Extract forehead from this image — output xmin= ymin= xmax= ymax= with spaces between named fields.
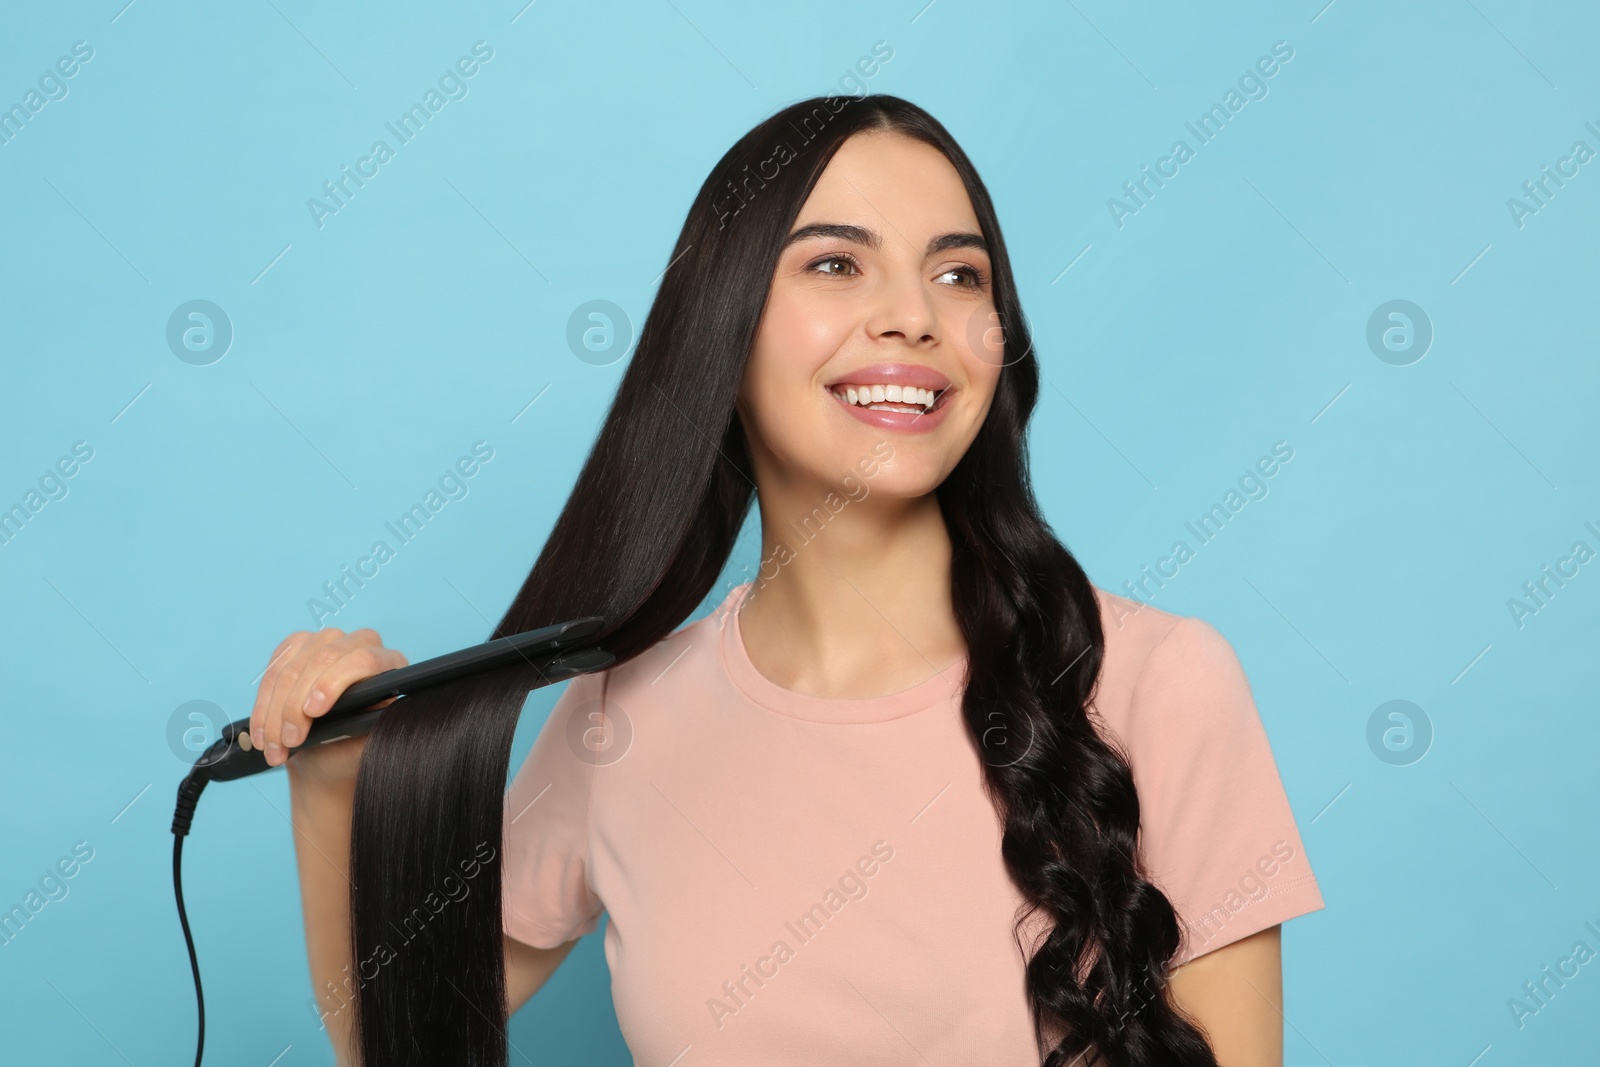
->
xmin=792 ymin=130 xmax=980 ymax=236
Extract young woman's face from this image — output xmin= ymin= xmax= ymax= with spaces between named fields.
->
xmin=736 ymin=129 xmax=1004 ymax=501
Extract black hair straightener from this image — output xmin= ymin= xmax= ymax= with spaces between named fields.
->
xmin=169 ymin=617 xmax=615 ymax=1067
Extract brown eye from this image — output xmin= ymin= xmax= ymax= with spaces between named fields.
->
xmin=938 ymin=265 xmax=988 ymax=289
xmin=808 ymin=254 xmax=860 ymax=277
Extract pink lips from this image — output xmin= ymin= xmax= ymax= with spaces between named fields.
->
xmin=823 ymin=362 xmax=955 ymax=434
xmin=823 ymin=362 xmax=952 ymax=392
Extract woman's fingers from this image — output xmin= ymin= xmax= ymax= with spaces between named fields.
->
xmin=273 ymin=629 xmax=408 ymax=767
xmin=249 ymin=628 xmax=409 ymax=769
xmin=249 ymin=631 xmax=312 ymax=754
xmin=278 ymin=629 xmax=369 ymax=749
xmin=295 ymin=640 xmax=409 ymax=731
xmin=262 ymin=629 xmax=346 ymax=765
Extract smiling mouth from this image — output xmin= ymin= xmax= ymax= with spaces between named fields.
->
xmin=826 ymin=383 xmax=953 ymax=416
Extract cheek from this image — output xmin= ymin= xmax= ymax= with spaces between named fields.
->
xmin=945 ymin=304 xmax=1003 ymax=403
xmin=749 ymin=297 xmax=848 ymax=404
xmin=966 ymin=361 xmax=992 ymax=406
xmin=742 ymin=300 xmax=835 ymax=441
xmin=760 ymin=292 xmax=851 ymax=377
xmin=958 ymin=349 xmax=1002 ymax=418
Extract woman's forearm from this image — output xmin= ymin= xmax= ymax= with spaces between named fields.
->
xmin=287 ymin=773 xmax=360 ymax=1066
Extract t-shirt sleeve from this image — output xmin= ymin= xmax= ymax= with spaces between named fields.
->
xmin=1115 ymin=616 xmax=1325 ymax=967
xmin=501 ymin=669 xmax=607 ymax=949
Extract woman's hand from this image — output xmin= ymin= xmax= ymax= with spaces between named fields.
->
xmin=248 ymin=627 xmax=409 ymax=789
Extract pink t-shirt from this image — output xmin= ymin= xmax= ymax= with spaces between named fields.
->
xmin=502 ymin=581 xmax=1324 ymax=1063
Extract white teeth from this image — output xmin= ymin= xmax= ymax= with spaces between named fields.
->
xmin=830 ymin=384 xmax=943 ymax=411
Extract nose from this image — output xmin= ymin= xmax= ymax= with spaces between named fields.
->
xmin=863 ymin=262 xmax=938 ymax=347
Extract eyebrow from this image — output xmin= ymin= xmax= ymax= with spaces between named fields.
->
xmin=783 ymin=222 xmax=988 ymax=258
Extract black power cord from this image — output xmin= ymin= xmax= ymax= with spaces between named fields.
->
xmin=171 ymin=771 xmax=209 ymax=1067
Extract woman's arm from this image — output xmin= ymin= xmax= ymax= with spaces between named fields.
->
xmin=504 ymin=934 xmax=581 ymax=1014
xmin=287 ymin=772 xmax=362 ymax=1066
xmin=1165 ymin=924 xmax=1285 ymax=1067
xmin=264 ymin=628 xmax=583 ymax=1060
xmin=289 ymin=772 xmax=582 ymax=1064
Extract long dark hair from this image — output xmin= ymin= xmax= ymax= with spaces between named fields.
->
xmin=347 ymin=92 xmax=1220 ymax=1066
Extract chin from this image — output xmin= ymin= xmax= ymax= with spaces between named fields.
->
xmin=852 ymin=466 xmax=947 ymax=502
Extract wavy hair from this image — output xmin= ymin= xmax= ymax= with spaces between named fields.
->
xmin=347 ymin=92 xmax=1220 ymax=1066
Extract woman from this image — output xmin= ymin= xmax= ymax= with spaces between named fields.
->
xmin=254 ymin=93 xmax=1324 ymax=1066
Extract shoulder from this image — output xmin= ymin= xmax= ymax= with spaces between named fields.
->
xmin=1090 ymin=586 xmax=1242 ymax=697
xmin=1087 ymin=585 xmax=1258 ymax=748
xmin=1087 ymin=589 xmax=1323 ymax=962
xmin=575 ymin=606 xmax=719 ymax=704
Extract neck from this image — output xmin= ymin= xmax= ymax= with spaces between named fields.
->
xmin=736 ymin=479 xmax=964 ymax=700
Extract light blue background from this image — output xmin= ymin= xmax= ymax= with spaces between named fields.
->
xmin=2 ymin=1 xmax=1596 ymax=1063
